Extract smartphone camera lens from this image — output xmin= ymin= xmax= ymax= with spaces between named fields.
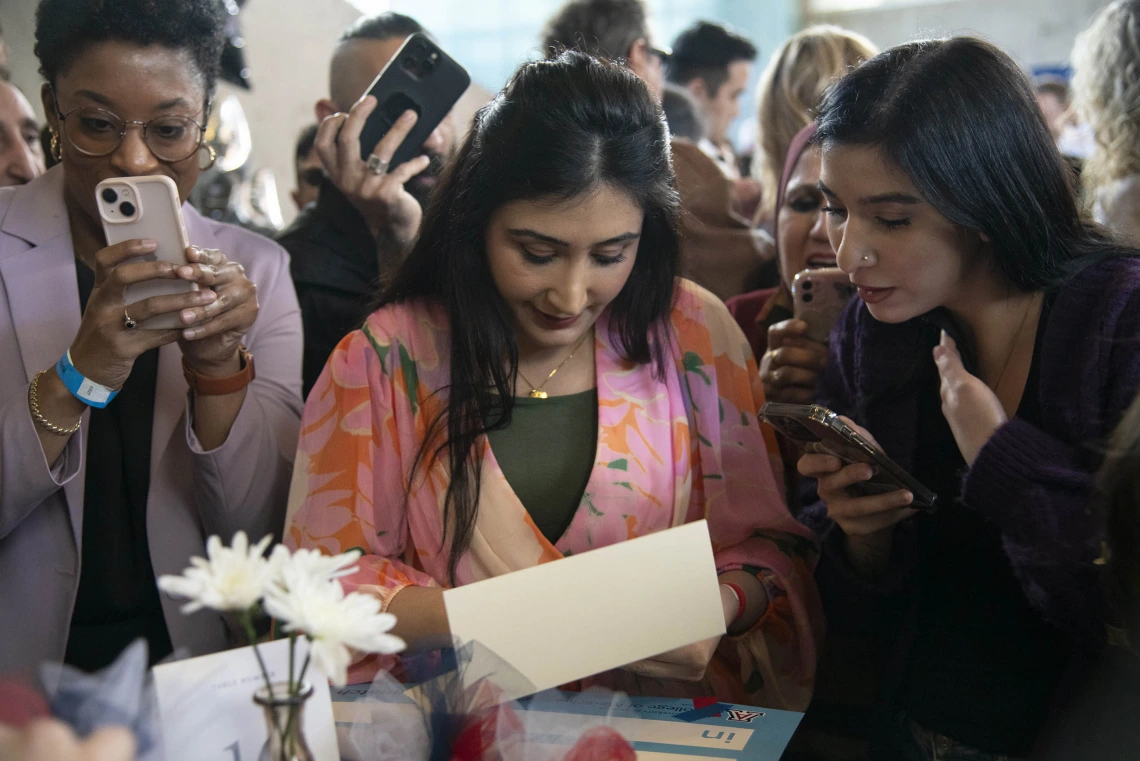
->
xmin=119 ymin=201 xmax=136 ymax=217
xmin=802 ymin=293 xmax=814 ymax=303
xmin=802 ymin=280 xmax=813 ymax=290
xmin=101 ymin=188 xmax=118 ymax=204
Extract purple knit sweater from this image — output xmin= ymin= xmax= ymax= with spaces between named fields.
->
xmin=799 ymin=256 xmax=1140 ymax=647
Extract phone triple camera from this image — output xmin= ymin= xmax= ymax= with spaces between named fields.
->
xmin=399 ymin=40 xmax=440 ymax=80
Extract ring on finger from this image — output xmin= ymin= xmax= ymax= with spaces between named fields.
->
xmin=366 ymin=153 xmax=389 ymax=176
xmin=124 ymin=308 xmax=137 ymax=330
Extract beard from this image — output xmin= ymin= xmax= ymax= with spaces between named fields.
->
xmin=404 ymin=150 xmax=447 ymax=207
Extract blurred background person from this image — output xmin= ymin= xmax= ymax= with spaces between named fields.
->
xmin=0 ymin=20 xmax=9 ymax=81
xmin=0 ymin=79 xmax=44 ymax=187
xmin=278 ymin=12 xmax=460 ymax=397
xmin=1032 ymin=387 xmax=1140 ymax=761
xmin=291 ymin=123 xmax=321 ymax=212
xmin=753 ymin=25 xmax=877 ymax=229
xmin=543 ymin=0 xmax=773 ymax=301
xmin=660 ymin=82 xmax=705 ymax=142
xmin=1071 ymin=0 xmax=1140 ymax=247
xmin=541 ymin=0 xmax=667 ymax=100
xmin=665 ymin=20 xmax=761 ymax=217
xmin=1034 ymin=74 xmax=1072 ymax=143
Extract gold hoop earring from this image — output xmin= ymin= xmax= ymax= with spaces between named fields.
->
xmin=198 ymin=143 xmax=217 ymax=171
xmin=49 ymin=130 xmax=62 ymax=163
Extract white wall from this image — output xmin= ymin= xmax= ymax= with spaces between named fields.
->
xmin=808 ymin=0 xmax=1111 ymax=67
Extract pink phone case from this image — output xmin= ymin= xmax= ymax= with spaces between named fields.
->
xmin=96 ymin=175 xmax=195 ymax=330
xmin=790 ymin=268 xmax=856 ymax=344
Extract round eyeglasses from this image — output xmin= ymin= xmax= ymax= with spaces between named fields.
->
xmin=55 ymin=105 xmax=208 ymax=163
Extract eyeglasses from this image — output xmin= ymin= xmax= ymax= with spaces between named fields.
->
xmin=53 ymin=98 xmax=208 ymax=163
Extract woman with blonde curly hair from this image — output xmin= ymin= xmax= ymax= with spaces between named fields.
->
xmin=753 ymin=25 xmax=876 ymax=224
xmin=1072 ymin=0 xmax=1140 ymax=245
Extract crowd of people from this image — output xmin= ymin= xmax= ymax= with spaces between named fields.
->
xmin=1 ymin=0 xmax=1140 ymax=759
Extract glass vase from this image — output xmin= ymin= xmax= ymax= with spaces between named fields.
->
xmin=254 ymin=681 xmax=315 ymax=761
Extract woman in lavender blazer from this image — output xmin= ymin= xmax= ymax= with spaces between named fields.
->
xmin=0 ymin=0 xmax=301 ymax=677
xmin=797 ymin=38 xmax=1140 ymax=760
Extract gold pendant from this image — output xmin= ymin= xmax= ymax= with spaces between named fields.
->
xmin=529 ymin=389 xmax=549 ymax=399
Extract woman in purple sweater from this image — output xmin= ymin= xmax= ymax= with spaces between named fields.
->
xmin=798 ymin=38 xmax=1140 ymax=760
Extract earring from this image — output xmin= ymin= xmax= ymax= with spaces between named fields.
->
xmin=49 ymin=130 xmax=62 ymax=163
xmin=198 ymin=143 xmax=217 ymax=171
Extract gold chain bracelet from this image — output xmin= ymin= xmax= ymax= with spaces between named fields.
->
xmin=29 ymin=370 xmax=82 ymax=436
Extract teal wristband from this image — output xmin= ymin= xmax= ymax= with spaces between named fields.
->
xmin=55 ymin=351 xmax=118 ymax=409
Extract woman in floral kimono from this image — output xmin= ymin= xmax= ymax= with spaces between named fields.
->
xmin=285 ymin=52 xmax=821 ymax=709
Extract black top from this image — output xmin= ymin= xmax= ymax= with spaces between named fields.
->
xmin=278 ymin=181 xmax=391 ymax=397
xmin=897 ymin=298 xmax=1072 ymax=756
xmin=64 ymin=260 xmax=172 ymax=672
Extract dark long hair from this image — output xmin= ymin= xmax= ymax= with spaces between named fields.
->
xmin=816 ymin=37 xmax=1131 ymax=292
xmin=381 ymin=51 xmax=681 ymax=580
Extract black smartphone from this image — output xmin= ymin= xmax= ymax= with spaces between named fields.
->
xmin=357 ymin=33 xmax=471 ymax=167
xmin=759 ymin=402 xmax=938 ymax=510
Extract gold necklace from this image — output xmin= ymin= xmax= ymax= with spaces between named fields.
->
xmin=517 ymin=329 xmax=593 ymax=399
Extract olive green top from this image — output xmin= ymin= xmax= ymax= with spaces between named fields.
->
xmin=486 ymin=389 xmax=599 ymax=544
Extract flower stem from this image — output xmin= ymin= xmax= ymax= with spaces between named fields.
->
xmin=296 ymin=647 xmax=312 ymax=687
xmin=288 ymin=632 xmax=296 ymax=695
xmin=242 ymin=607 xmax=276 ymax=704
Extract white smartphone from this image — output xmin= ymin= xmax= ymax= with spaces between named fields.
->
xmin=791 ymin=267 xmax=857 ymax=344
xmin=96 ymin=175 xmax=195 ymax=330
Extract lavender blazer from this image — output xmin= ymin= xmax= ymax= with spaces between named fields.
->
xmin=0 ymin=168 xmax=303 ymax=676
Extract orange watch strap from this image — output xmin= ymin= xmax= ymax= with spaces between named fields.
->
xmin=182 ymin=346 xmax=255 ymax=396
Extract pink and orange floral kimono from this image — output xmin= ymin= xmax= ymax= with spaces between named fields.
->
xmin=285 ymin=280 xmax=822 ymax=709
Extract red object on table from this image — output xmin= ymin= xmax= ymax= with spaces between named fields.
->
xmin=449 ymin=702 xmax=637 ymax=761
xmin=561 ymin=726 xmax=637 ymax=761
xmin=450 ymin=703 xmax=526 ymax=761
xmin=0 ymin=678 xmax=50 ymax=727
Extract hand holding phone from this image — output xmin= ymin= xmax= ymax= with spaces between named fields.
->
xmin=97 ymin=175 xmax=196 ymax=330
xmin=315 ymin=98 xmax=428 ymax=244
xmin=761 ymin=318 xmax=829 ymax=405
xmin=313 ymin=33 xmax=469 ymax=243
xmin=790 ymin=267 xmax=856 ymax=344
xmin=759 ymin=402 xmax=936 ymax=528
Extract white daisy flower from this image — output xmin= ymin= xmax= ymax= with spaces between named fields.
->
xmin=264 ymin=569 xmax=404 ymax=686
xmin=158 ymin=532 xmax=275 ymax=613
xmin=271 ymin=546 xmax=362 ymax=585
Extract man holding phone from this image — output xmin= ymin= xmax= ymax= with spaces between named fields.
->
xmin=278 ymin=12 xmax=460 ymax=396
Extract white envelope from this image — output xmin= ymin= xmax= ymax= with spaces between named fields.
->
xmin=153 ymin=638 xmax=339 ymax=761
xmin=443 ymin=520 xmax=726 ymax=700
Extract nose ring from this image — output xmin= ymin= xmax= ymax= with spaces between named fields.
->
xmin=861 ymin=255 xmax=871 ymax=262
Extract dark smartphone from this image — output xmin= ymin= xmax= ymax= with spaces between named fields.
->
xmin=759 ymin=402 xmax=938 ymax=510
xmin=357 ymin=33 xmax=471 ymax=167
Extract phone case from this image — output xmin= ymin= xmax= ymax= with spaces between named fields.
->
xmin=357 ymin=33 xmax=471 ymax=167
xmin=791 ymin=268 xmax=856 ymax=344
xmin=759 ymin=402 xmax=938 ymax=510
xmin=97 ymin=175 xmax=195 ymax=330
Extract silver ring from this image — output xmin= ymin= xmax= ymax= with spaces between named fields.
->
xmin=124 ymin=308 xmax=137 ymax=330
xmin=366 ymin=153 xmax=389 ymax=176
